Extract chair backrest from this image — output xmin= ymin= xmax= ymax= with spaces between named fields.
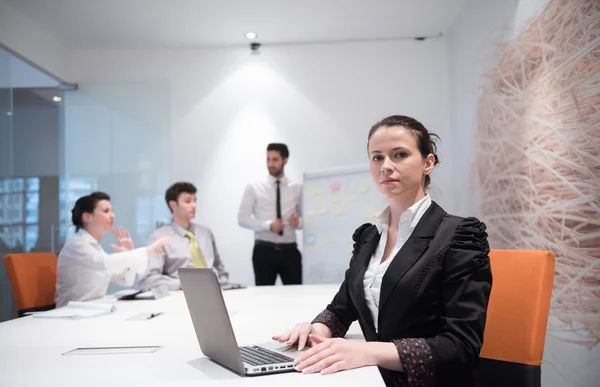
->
xmin=477 ymin=249 xmax=555 ymax=387
xmin=3 ymin=253 xmax=58 ymax=316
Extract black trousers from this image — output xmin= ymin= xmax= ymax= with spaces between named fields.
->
xmin=252 ymin=241 xmax=302 ymax=286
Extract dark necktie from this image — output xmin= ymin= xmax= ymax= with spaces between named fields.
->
xmin=276 ymin=180 xmax=283 ymax=236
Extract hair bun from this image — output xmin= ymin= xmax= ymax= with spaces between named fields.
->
xmin=71 ymin=205 xmax=83 ymax=227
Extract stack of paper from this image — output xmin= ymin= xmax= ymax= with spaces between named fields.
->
xmin=31 ymin=301 xmax=116 ymax=319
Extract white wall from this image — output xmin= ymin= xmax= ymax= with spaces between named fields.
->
xmin=67 ymin=38 xmax=453 ymax=285
xmin=448 ymin=0 xmax=520 ymax=216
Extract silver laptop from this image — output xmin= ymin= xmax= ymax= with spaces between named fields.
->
xmin=179 ymin=268 xmax=301 ymax=376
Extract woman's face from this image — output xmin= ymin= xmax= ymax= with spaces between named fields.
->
xmin=368 ymin=126 xmax=434 ymax=200
xmin=83 ymin=199 xmax=115 ymax=233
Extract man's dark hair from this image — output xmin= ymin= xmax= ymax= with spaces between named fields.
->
xmin=165 ymin=182 xmax=197 ymax=212
xmin=267 ymin=143 xmax=289 ymax=159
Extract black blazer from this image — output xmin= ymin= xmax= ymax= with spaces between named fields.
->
xmin=313 ymin=201 xmax=492 ymax=387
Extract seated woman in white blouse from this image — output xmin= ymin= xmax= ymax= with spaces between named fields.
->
xmin=55 ymin=192 xmax=170 ymax=307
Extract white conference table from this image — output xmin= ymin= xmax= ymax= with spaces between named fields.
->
xmin=0 ymin=285 xmax=385 ymax=387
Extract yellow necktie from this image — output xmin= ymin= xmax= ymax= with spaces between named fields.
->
xmin=185 ymin=231 xmax=207 ymax=268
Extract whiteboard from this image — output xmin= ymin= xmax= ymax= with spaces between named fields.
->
xmin=302 ymin=165 xmax=386 ymax=284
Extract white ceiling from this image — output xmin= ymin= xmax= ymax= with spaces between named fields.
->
xmin=6 ymin=0 xmax=468 ymax=49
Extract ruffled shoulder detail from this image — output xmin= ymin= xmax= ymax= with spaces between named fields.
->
xmin=450 ymin=217 xmax=490 ymax=270
xmin=450 ymin=217 xmax=489 ymax=251
xmin=351 ymin=223 xmax=374 ymax=254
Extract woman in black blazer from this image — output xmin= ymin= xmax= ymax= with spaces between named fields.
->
xmin=274 ymin=115 xmax=493 ymax=387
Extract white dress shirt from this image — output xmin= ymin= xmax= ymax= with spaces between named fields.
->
xmin=55 ymin=230 xmax=148 ymax=307
xmin=363 ymin=195 xmax=432 ymax=332
xmin=238 ymin=175 xmax=302 ymax=244
xmin=138 ymin=222 xmax=229 ymax=290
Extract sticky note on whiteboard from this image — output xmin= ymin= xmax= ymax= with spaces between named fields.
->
xmin=333 ymin=204 xmax=343 ymax=215
xmin=358 ymin=180 xmax=370 ymax=192
xmin=325 ymin=233 xmax=337 ymax=244
xmin=363 ymin=203 xmax=375 ymax=219
xmin=346 ymin=190 xmax=357 ymax=202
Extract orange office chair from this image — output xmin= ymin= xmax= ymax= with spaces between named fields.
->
xmin=477 ymin=249 xmax=555 ymax=387
xmin=3 ymin=253 xmax=57 ymax=317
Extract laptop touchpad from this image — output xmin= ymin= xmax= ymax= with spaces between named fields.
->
xmin=256 ymin=341 xmax=307 ymax=359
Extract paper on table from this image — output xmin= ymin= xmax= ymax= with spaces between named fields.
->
xmin=67 ymin=301 xmax=116 ymax=311
xmin=220 ymin=283 xmax=247 ymax=291
xmin=32 ymin=301 xmax=116 ymax=319
xmin=63 ymin=346 xmax=161 ymax=355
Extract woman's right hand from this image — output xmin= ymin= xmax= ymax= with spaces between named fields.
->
xmin=272 ymin=322 xmax=330 ymax=350
xmin=146 ymin=236 xmax=172 ymax=256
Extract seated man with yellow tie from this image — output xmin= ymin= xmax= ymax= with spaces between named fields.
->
xmin=138 ymin=182 xmax=229 ymax=290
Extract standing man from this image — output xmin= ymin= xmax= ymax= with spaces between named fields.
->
xmin=238 ymin=143 xmax=303 ymax=286
xmin=138 ymin=182 xmax=229 ymax=290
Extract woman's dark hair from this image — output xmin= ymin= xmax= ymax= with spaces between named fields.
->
xmin=71 ymin=192 xmax=111 ymax=232
xmin=368 ymin=115 xmax=440 ymax=190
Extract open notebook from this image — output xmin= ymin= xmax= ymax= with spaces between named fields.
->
xmin=31 ymin=302 xmax=116 ymax=319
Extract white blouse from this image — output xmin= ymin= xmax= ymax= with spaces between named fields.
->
xmin=363 ymin=195 xmax=432 ymax=332
xmin=55 ymin=230 xmax=148 ymax=307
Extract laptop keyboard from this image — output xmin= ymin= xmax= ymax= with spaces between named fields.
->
xmin=239 ymin=345 xmax=295 ymax=366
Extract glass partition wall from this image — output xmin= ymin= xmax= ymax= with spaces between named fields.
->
xmin=0 ymin=47 xmax=171 ymax=322
xmin=0 ymin=46 xmax=64 ymax=321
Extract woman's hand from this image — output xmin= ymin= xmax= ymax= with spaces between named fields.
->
xmin=294 ymin=335 xmax=375 ymax=375
xmin=146 ymin=236 xmax=172 ymax=256
xmin=272 ymin=322 xmax=331 ymax=350
xmin=110 ymin=226 xmax=134 ymax=251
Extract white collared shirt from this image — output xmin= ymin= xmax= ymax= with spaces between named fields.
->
xmin=237 ymin=175 xmax=302 ymax=244
xmin=55 ymin=229 xmax=148 ymax=307
xmin=363 ymin=195 xmax=432 ymax=332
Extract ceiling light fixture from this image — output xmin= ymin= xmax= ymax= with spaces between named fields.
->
xmin=53 ymin=96 xmax=62 ymax=102
xmin=245 ymin=32 xmax=257 ymax=40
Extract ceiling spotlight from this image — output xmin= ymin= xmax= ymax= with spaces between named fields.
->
xmin=53 ymin=96 xmax=62 ymax=102
xmin=245 ymin=32 xmax=257 ymax=40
